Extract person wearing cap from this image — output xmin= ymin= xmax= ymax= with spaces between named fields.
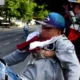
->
xmin=2 ymin=12 xmax=80 ymax=80
xmin=63 ymin=0 xmax=80 ymax=61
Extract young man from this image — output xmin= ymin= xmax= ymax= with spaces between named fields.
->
xmin=23 ymin=23 xmax=29 ymax=38
xmin=2 ymin=12 xmax=80 ymax=80
xmin=63 ymin=0 xmax=80 ymax=61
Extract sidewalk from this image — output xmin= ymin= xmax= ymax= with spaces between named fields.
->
xmin=0 ymin=27 xmax=22 ymax=31
xmin=0 ymin=24 xmax=40 ymax=32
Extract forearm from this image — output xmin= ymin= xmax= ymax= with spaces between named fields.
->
xmin=36 ymin=49 xmax=56 ymax=58
xmin=2 ymin=49 xmax=29 ymax=66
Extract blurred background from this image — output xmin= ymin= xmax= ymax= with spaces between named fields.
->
xmin=0 ymin=0 xmax=67 ymax=28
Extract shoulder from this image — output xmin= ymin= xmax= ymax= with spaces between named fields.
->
xmin=56 ymin=35 xmax=74 ymax=49
xmin=26 ymin=31 xmax=39 ymax=41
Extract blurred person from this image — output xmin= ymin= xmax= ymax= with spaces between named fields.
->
xmin=63 ymin=0 xmax=80 ymax=61
xmin=23 ymin=23 xmax=29 ymax=38
xmin=2 ymin=12 xmax=80 ymax=80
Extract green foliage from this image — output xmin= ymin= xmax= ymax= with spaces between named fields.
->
xmin=0 ymin=0 xmax=49 ymax=21
xmin=4 ymin=0 xmax=37 ymax=21
xmin=5 ymin=0 xmax=20 ymax=17
xmin=37 ymin=9 xmax=49 ymax=20
xmin=34 ymin=5 xmax=49 ymax=20
xmin=25 ymin=1 xmax=37 ymax=20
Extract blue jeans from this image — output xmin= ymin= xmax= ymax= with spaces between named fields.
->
xmin=24 ymin=29 xmax=28 ymax=37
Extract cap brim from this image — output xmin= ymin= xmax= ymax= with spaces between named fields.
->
xmin=35 ymin=20 xmax=48 ymax=25
xmin=35 ymin=20 xmax=54 ymax=27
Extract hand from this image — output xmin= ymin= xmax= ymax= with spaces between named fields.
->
xmin=36 ymin=49 xmax=56 ymax=58
xmin=43 ymin=50 xmax=56 ymax=58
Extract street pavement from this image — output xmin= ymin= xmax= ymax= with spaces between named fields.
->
xmin=0 ymin=24 xmax=40 ymax=31
xmin=0 ymin=25 xmax=40 ymax=74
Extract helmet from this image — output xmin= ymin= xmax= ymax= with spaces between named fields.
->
xmin=36 ymin=12 xmax=65 ymax=29
xmin=68 ymin=0 xmax=80 ymax=3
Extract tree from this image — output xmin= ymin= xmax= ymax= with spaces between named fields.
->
xmin=34 ymin=5 xmax=49 ymax=20
xmin=4 ymin=0 xmax=20 ymax=21
xmin=1 ymin=0 xmax=50 ymax=22
xmin=4 ymin=0 xmax=37 ymax=21
xmin=17 ymin=0 xmax=37 ymax=21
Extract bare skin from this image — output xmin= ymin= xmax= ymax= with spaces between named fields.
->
xmin=70 ymin=3 xmax=80 ymax=14
xmin=36 ymin=49 xmax=56 ymax=58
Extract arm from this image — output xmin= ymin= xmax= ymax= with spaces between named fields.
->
xmin=36 ymin=49 xmax=56 ymax=58
xmin=2 ymin=31 xmax=39 ymax=66
xmin=2 ymin=50 xmax=29 ymax=66
xmin=56 ymin=41 xmax=80 ymax=80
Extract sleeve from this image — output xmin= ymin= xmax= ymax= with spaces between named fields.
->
xmin=2 ymin=50 xmax=29 ymax=66
xmin=2 ymin=31 xmax=39 ymax=66
xmin=56 ymin=43 xmax=80 ymax=80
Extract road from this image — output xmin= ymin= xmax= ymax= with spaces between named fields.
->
xmin=0 ymin=25 xmax=38 ymax=74
xmin=0 ymin=29 xmax=25 ymax=57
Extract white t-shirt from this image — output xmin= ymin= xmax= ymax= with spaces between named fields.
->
xmin=24 ymin=24 xmax=29 ymax=30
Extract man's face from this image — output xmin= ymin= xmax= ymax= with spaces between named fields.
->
xmin=73 ymin=4 xmax=80 ymax=14
xmin=40 ymin=25 xmax=59 ymax=39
